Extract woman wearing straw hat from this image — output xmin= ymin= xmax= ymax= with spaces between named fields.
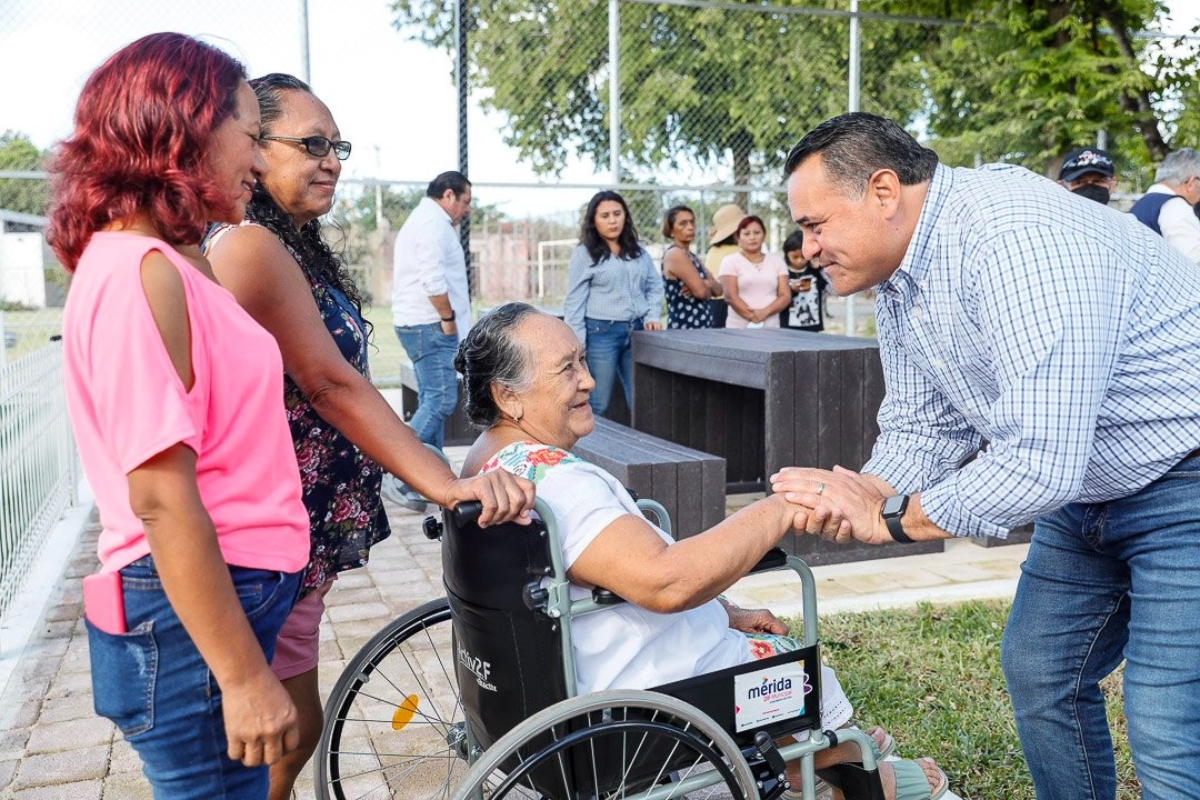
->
xmin=703 ymin=203 xmax=746 ymax=328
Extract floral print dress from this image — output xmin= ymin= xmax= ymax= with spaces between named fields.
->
xmin=285 ymin=277 xmax=390 ymax=594
xmin=207 ymin=222 xmax=390 ymax=597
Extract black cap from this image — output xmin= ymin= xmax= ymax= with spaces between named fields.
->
xmin=1059 ymin=147 xmax=1115 ymax=181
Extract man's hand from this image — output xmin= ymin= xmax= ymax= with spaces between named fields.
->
xmin=644 ymin=320 xmax=664 ymax=331
xmin=439 ymin=319 xmax=458 ymax=337
xmin=446 ymin=471 xmax=535 ymax=527
xmin=770 ymin=465 xmax=893 ymax=545
xmin=221 ymin=668 xmax=300 ymax=767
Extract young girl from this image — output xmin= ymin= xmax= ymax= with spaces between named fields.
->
xmin=779 ymin=230 xmax=829 ymax=332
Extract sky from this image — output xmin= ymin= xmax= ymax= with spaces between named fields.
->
xmin=0 ymin=0 xmax=610 ymax=216
xmin=3 ymin=0 xmax=1200 ymax=216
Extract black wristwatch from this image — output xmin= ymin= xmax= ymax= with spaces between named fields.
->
xmin=440 ymin=311 xmax=456 ymax=322
xmin=881 ymin=494 xmax=914 ymax=543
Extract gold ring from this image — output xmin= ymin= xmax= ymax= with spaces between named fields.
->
xmin=817 ymin=482 xmax=825 ymax=496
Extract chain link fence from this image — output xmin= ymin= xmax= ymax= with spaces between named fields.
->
xmin=2 ymin=0 xmax=1198 ymax=385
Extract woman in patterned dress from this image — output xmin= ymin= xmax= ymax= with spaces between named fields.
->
xmin=661 ymin=205 xmax=721 ymax=329
xmin=205 ymin=74 xmax=533 ymax=800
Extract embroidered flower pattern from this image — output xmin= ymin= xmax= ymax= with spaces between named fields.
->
xmin=483 ymin=441 xmax=583 ymax=484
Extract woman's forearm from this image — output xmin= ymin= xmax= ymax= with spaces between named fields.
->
xmin=304 ymin=367 xmax=458 ymax=503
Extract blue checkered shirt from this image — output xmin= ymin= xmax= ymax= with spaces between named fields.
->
xmin=863 ymin=163 xmax=1200 ymax=538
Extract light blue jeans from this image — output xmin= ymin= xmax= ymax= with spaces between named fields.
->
xmin=1001 ymin=453 xmax=1200 ymax=800
xmin=395 ymin=322 xmax=459 ymax=449
xmin=87 ymin=556 xmax=301 ymax=799
xmin=584 ymin=317 xmax=641 ymax=418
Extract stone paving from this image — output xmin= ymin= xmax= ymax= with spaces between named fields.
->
xmin=0 ymin=448 xmax=1027 ymax=799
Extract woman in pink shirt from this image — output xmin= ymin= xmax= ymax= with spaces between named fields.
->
xmin=50 ymin=33 xmax=309 ymax=799
xmin=719 ymin=215 xmax=791 ymax=329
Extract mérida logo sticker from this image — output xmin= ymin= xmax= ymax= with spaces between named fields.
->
xmin=733 ymin=660 xmax=812 ymax=732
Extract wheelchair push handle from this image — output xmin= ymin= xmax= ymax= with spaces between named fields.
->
xmin=451 ymin=501 xmax=485 ymax=527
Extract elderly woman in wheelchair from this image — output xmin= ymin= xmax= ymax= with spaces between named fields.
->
xmin=448 ymin=302 xmax=949 ymax=800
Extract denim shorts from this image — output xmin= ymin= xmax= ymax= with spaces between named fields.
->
xmin=87 ymin=556 xmax=301 ymax=798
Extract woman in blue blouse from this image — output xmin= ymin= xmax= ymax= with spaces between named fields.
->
xmin=564 ymin=190 xmax=664 ymax=417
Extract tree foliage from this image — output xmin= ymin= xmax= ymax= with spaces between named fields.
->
xmin=0 ymin=131 xmax=47 ymax=217
xmin=900 ymin=0 xmax=1199 ymax=178
xmin=390 ymin=0 xmax=1200 ymax=184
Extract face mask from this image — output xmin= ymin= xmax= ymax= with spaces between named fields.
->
xmin=1072 ymin=183 xmax=1111 ymax=206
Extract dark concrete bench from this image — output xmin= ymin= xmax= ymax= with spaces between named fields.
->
xmin=398 ymin=362 xmax=476 ymax=447
xmin=573 ymin=417 xmax=725 ymax=540
xmin=630 ymin=329 xmax=947 ymax=565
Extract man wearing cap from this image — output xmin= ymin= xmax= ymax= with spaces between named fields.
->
xmin=1057 ymin=146 xmax=1116 ymax=205
xmin=1129 ymin=148 xmax=1200 ymax=262
xmin=774 ymin=112 xmax=1200 ymax=800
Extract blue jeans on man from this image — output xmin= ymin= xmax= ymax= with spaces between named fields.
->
xmin=584 ymin=317 xmax=642 ymax=418
xmin=1001 ymin=453 xmax=1200 ymax=800
xmin=395 ymin=322 xmax=459 ymax=450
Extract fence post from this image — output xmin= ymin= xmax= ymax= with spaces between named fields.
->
xmin=609 ymin=0 xmax=621 ymax=182
xmin=456 ymin=0 xmax=472 ymax=292
xmin=845 ymin=0 xmax=861 ymax=336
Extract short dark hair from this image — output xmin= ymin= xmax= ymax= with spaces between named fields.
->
xmin=455 ymin=302 xmax=542 ymax=428
xmin=783 ymin=113 xmax=938 ymax=197
xmin=782 ymin=230 xmax=805 ymax=255
xmin=427 ymin=170 xmax=471 ymax=200
xmin=661 ymin=205 xmax=694 ymax=238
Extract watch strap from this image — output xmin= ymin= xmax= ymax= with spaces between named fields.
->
xmin=885 ymin=514 xmax=914 ymax=544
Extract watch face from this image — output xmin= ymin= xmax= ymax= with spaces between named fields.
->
xmin=882 ymin=494 xmax=908 ymax=517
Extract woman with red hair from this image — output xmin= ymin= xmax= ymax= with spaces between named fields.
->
xmin=51 ymin=33 xmax=310 ymax=798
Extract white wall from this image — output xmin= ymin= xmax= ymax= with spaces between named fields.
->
xmin=0 ymin=232 xmax=46 ymax=309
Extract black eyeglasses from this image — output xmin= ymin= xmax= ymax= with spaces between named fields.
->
xmin=260 ymin=135 xmax=352 ymax=161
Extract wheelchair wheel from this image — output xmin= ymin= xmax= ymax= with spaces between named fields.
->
xmin=316 ymin=597 xmax=466 ymax=800
xmin=451 ymin=689 xmax=758 ymax=800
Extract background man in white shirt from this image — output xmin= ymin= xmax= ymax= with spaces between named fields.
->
xmin=387 ymin=171 xmax=472 ymax=510
xmin=1129 ymin=148 xmax=1200 ymax=262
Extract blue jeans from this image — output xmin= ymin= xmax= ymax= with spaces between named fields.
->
xmin=584 ymin=317 xmax=641 ymax=418
xmin=395 ymin=323 xmax=459 ymax=449
xmin=87 ymin=557 xmax=301 ymax=799
xmin=1001 ymin=454 xmax=1200 ymax=800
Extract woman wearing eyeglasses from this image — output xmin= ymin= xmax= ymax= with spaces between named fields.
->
xmin=205 ymin=73 xmax=534 ymax=800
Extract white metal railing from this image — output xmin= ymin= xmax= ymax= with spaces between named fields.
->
xmin=0 ymin=340 xmax=77 ymax=618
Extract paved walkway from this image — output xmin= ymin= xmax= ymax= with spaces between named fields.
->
xmin=0 ymin=449 xmax=1027 ymax=799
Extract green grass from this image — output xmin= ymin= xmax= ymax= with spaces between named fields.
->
xmin=805 ymin=600 xmax=1138 ymax=800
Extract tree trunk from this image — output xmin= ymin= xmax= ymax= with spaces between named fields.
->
xmin=730 ymin=130 xmax=753 ymax=211
xmin=1100 ymin=6 xmax=1169 ymax=160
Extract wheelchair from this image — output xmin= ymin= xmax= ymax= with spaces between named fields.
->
xmin=316 ymin=495 xmax=886 ymax=800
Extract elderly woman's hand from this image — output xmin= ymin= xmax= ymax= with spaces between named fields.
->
xmin=724 ymin=602 xmax=789 ymax=635
xmin=445 ymin=472 xmax=535 ymax=527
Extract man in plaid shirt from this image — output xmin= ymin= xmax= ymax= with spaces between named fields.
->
xmin=774 ymin=112 xmax=1200 ymax=800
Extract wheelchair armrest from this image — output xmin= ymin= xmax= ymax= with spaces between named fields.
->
xmin=592 ymin=587 xmax=626 ymax=605
xmin=749 ymin=547 xmax=789 ymax=574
